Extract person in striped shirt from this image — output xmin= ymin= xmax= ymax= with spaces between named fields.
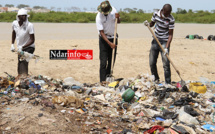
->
xmin=148 ymin=4 xmax=175 ymax=84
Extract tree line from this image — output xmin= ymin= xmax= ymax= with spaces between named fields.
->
xmin=0 ymin=7 xmax=215 ymax=23
xmin=0 ymin=4 xmax=47 ymax=9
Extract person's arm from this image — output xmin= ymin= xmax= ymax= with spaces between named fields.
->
xmin=10 ymin=30 xmax=16 ymax=51
xmin=166 ymin=29 xmax=173 ymax=48
xmin=23 ymin=34 xmax=35 ymax=49
xmin=115 ymin=13 xmax=120 ymax=23
xmin=100 ymin=30 xmax=116 ymax=49
xmin=12 ymin=30 xmax=16 ymax=44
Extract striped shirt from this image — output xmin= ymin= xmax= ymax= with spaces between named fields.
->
xmin=151 ymin=10 xmax=175 ymax=41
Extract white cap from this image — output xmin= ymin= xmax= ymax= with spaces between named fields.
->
xmin=17 ymin=8 xmax=29 ymax=17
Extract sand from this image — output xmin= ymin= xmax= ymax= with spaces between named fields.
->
xmin=0 ymin=23 xmax=215 ymax=83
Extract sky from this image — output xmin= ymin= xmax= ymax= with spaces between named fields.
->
xmin=1 ymin=0 xmax=215 ymax=12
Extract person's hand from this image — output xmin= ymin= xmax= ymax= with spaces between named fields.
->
xmin=109 ymin=43 xmax=117 ymax=49
xmin=115 ymin=13 xmax=120 ymax=19
xmin=164 ymin=48 xmax=168 ymax=55
xmin=10 ymin=44 xmax=15 ymax=52
xmin=143 ymin=20 xmax=149 ymax=26
xmin=18 ymin=46 xmax=23 ymax=52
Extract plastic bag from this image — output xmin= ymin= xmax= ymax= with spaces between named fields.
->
xmin=178 ymin=106 xmax=199 ymax=125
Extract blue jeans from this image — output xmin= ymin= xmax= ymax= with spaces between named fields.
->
xmin=149 ymin=39 xmax=171 ymax=84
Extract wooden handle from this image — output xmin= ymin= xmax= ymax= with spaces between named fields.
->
xmin=111 ymin=18 xmax=118 ymax=75
xmin=14 ymin=50 xmax=40 ymax=58
xmin=146 ymin=24 xmax=182 ymax=78
xmin=113 ymin=18 xmax=118 ymax=45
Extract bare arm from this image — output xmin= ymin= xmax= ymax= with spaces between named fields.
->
xmin=166 ymin=29 xmax=173 ymax=48
xmin=23 ymin=34 xmax=35 ymax=49
xmin=12 ymin=30 xmax=16 ymax=44
xmin=100 ymin=30 xmax=116 ymax=49
xmin=115 ymin=13 xmax=120 ymax=23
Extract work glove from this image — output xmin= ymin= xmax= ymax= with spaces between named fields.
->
xmin=10 ymin=44 xmax=15 ymax=52
xmin=143 ymin=20 xmax=149 ymax=26
xmin=164 ymin=48 xmax=168 ymax=56
xmin=18 ymin=46 xmax=23 ymax=52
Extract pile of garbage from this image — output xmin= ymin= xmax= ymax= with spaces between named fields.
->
xmin=208 ymin=35 xmax=215 ymax=41
xmin=185 ymin=34 xmax=204 ymax=40
xmin=1 ymin=72 xmax=215 ymax=133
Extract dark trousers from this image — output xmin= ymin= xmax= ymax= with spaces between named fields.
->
xmin=149 ymin=39 xmax=171 ymax=84
xmin=18 ymin=47 xmax=35 ymax=75
xmin=99 ymin=36 xmax=117 ymax=82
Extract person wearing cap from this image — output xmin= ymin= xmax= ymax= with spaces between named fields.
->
xmin=11 ymin=8 xmax=35 ymax=78
xmin=144 ymin=4 xmax=175 ymax=84
xmin=96 ymin=0 xmax=120 ymax=82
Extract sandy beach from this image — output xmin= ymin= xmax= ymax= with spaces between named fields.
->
xmin=0 ymin=23 xmax=214 ymax=83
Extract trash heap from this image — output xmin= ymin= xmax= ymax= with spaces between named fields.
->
xmin=1 ymin=73 xmax=215 ymax=133
xmin=185 ymin=34 xmax=204 ymax=40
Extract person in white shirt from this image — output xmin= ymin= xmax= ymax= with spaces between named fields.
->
xmin=11 ymin=8 xmax=35 ymax=78
xmin=96 ymin=0 xmax=120 ymax=82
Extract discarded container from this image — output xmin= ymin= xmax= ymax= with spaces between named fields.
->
xmin=189 ymin=82 xmax=207 ymax=93
xmin=122 ymin=88 xmax=135 ymax=102
xmin=189 ymin=35 xmax=194 ymax=39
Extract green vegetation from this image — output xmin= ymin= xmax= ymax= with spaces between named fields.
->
xmin=0 ymin=11 xmax=215 ymax=23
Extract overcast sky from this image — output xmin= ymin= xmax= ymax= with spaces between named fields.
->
xmin=1 ymin=0 xmax=215 ymax=12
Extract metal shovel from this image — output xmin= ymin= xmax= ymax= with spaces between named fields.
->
xmin=106 ymin=18 xmax=118 ymax=83
xmin=144 ymin=20 xmax=186 ymax=87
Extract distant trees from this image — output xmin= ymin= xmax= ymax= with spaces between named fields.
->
xmin=0 ymin=4 xmax=2 ymax=7
xmin=176 ymin=8 xmax=187 ymax=14
xmin=137 ymin=9 xmax=144 ymax=13
xmin=123 ymin=8 xmax=132 ymax=13
xmin=123 ymin=8 xmax=144 ymax=13
xmin=50 ymin=7 xmax=56 ymax=11
xmin=83 ymin=7 xmax=87 ymax=12
xmin=71 ymin=7 xmax=81 ymax=12
xmin=57 ymin=8 xmax=61 ymax=12
xmin=188 ymin=9 xmax=193 ymax=13
xmin=33 ymin=6 xmax=47 ymax=9
xmin=17 ymin=4 xmax=29 ymax=9
xmin=5 ymin=4 xmax=14 ymax=7
xmin=0 ymin=10 xmax=215 ymax=23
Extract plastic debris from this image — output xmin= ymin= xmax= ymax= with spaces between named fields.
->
xmin=0 ymin=73 xmax=215 ymax=133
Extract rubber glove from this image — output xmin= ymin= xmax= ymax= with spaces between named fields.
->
xmin=143 ymin=20 xmax=149 ymax=26
xmin=11 ymin=44 xmax=15 ymax=52
xmin=164 ymin=48 xmax=168 ymax=55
